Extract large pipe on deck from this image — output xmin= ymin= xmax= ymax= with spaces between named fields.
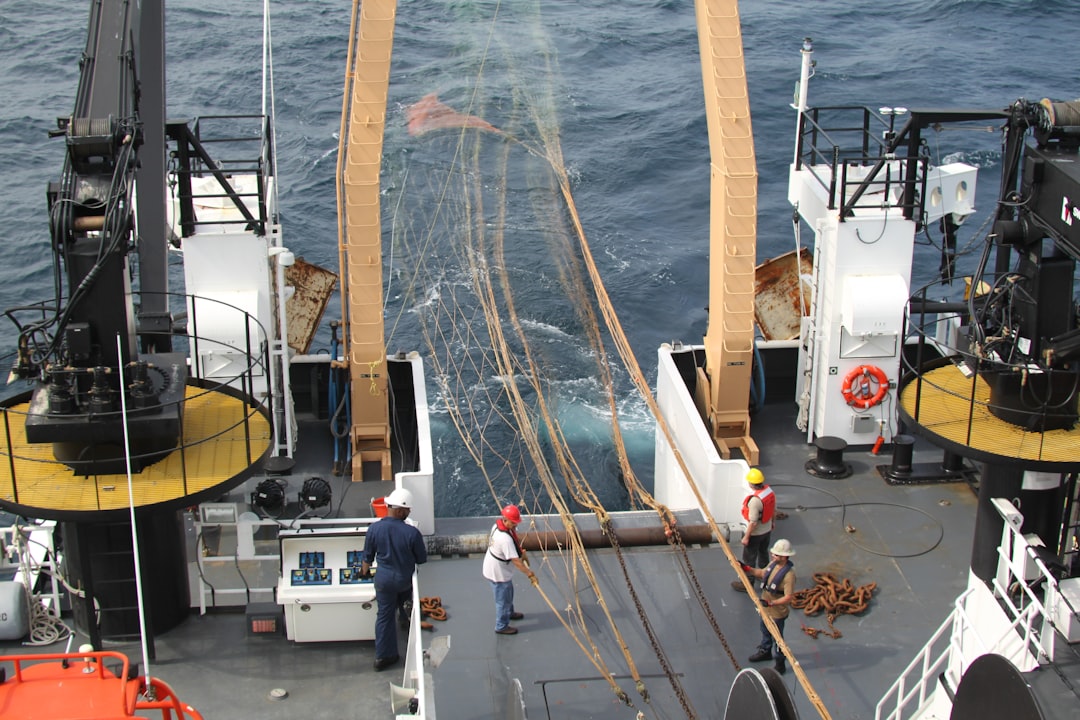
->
xmin=428 ymin=510 xmax=719 ymax=556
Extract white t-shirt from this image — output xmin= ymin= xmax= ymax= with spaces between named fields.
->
xmin=482 ymin=524 xmax=519 ymax=583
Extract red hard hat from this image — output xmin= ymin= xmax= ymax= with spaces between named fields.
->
xmin=501 ymin=505 xmax=522 ymax=523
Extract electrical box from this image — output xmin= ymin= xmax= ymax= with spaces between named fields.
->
xmin=841 ymin=274 xmax=907 ymax=337
xmin=246 ymin=602 xmax=283 ymax=636
xmin=1012 ymin=534 xmax=1045 ymax=583
xmin=1053 ymin=577 xmax=1080 ymax=643
xmin=276 ymin=528 xmax=378 ymax=642
xmin=851 ymin=415 xmax=877 ymax=434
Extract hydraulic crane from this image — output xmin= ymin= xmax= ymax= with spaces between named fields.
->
xmin=15 ymin=0 xmax=185 ymax=475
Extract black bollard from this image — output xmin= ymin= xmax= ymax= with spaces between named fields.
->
xmin=805 ymin=435 xmax=852 ymax=479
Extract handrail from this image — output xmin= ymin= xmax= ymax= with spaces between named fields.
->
xmin=878 ymin=499 xmax=1079 ymax=720
xmin=167 ymin=114 xmax=273 ymax=237
xmin=875 ymin=588 xmax=975 ymax=720
xmin=0 ymin=650 xmax=203 ymax=719
xmin=795 ymin=105 xmax=926 ymax=219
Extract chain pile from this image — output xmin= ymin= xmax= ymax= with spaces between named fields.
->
xmin=792 ymin=572 xmax=877 ymax=639
xmin=420 ymin=596 xmax=448 ymax=621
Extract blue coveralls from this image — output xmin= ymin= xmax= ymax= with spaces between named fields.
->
xmin=362 ymin=516 xmax=428 ymax=661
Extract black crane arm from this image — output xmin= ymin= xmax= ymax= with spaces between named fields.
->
xmin=34 ymin=0 xmax=144 ymax=375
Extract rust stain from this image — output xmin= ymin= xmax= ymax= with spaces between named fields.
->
xmin=285 ymin=257 xmax=338 ymax=354
xmin=754 ymin=248 xmax=812 ymax=341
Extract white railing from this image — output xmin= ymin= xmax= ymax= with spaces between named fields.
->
xmin=989 ymin=497 xmax=1078 ymax=665
xmin=2 ymin=521 xmax=62 ymax=612
xmin=875 ymin=591 xmax=964 ymax=720
xmin=193 ymin=511 xmax=379 ymax=612
xmin=392 ymin=572 xmax=452 ymax=718
xmin=877 ymin=497 xmax=1080 ymax=720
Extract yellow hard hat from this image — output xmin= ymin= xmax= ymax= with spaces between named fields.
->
xmin=746 ymin=468 xmax=765 ymax=485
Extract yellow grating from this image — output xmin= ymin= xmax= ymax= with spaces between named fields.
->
xmin=900 ymin=364 xmax=1080 ymax=464
xmin=0 ymin=386 xmax=272 ymax=513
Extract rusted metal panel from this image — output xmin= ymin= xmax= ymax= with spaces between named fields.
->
xmin=285 ymin=257 xmax=338 ymax=354
xmin=754 ymin=248 xmax=812 ymax=341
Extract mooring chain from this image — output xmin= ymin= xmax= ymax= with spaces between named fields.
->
xmin=663 ymin=517 xmax=741 ymax=670
xmin=602 ymin=515 xmax=699 ymax=719
xmin=792 ymin=572 xmax=877 ymax=639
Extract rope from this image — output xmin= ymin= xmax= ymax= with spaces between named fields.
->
xmin=376 ymin=6 xmax=835 ymax=718
xmin=773 ymin=482 xmax=946 ymax=559
xmin=9 ymin=525 xmax=74 ymax=646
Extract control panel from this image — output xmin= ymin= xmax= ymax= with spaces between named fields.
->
xmin=290 ymin=550 xmax=330 ymax=585
xmin=287 ymin=548 xmax=373 ymax=586
xmin=276 ymin=527 xmax=379 ymax=642
xmin=339 ymin=550 xmax=371 ymax=585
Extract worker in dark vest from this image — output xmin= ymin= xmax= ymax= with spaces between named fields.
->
xmin=731 ymin=467 xmax=776 ymax=592
xmin=743 ymin=539 xmax=796 ymax=674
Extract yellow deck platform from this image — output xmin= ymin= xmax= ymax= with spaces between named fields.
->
xmin=900 ymin=363 xmax=1080 ymax=467
xmin=0 ymin=385 xmax=272 ymax=515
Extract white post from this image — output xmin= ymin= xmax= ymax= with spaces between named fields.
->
xmin=792 ymin=37 xmax=814 ymax=166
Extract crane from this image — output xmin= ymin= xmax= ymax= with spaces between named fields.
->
xmin=16 ymin=0 xmax=186 ymax=474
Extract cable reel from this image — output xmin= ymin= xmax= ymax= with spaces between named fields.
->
xmin=299 ymin=477 xmax=332 ymax=511
xmin=251 ymin=478 xmax=286 ymax=514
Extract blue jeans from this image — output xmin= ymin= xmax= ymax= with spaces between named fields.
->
xmin=374 ymin=576 xmax=411 ymax=660
xmin=758 ymin=615 xmax=787 ymax=660
xmin=490 ymin=579 xmax=515 ymax=630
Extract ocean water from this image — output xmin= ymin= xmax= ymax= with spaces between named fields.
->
xmin=0 ymin=0 xmax=1078 ymax=516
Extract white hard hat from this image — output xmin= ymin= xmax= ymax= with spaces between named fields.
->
xmin=770 ymin=538 xmax=795 ymax=557
xmin=384 ymin=488 xmax=413 ymax=509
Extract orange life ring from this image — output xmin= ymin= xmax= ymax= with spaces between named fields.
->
xmin=840 ymin=365 xmax=889 ymax=409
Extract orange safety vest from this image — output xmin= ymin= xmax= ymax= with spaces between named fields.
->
xmin=741 ymin=486 xmax=776 ymax=525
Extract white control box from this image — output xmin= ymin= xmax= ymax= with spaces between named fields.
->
xmin=1053 ymin=576 xmax=1080 ymax=644
xmin=276 ymin=528 xmax=378 ymax=642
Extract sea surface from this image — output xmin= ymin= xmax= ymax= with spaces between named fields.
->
xmin=0 ymin=0 xmax=1078 ymax=516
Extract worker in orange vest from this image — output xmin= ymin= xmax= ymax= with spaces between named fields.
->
xmin=731 ymin=467 xmax=775 ymax=593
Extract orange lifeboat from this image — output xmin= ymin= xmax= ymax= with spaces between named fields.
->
xmin=0 ymin=650 xmax=202 ymax=720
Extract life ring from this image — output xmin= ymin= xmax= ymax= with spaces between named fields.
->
xmin=840 ymin=365 xmax=889 ymax=410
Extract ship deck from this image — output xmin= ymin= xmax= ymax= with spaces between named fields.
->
xmin=4 ymin=398 xmax=1032 ymax=720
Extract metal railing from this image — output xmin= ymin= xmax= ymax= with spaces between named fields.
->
xmin=876 ymin=498 xmax=1080 ymax=720
xmin=795 ymin=105 xmax=928 ymax=220
xmin=875 ymin=590 xmax=969 ymax=720
xmin=167 ymin=114 xmax=273 ymax=238
xmin=0 ymin=291 xmax=272 ymax=507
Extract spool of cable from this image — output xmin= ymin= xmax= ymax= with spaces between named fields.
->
xmin=251 ymin=478 xmax=286 ymax=513
xmin=300 ymin=476 xmax=332 ymax=510
xmin=1036 ymin=97 xmax=1080 ymax=144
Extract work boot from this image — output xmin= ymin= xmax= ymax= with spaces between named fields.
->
xmin=748 ymin=648 xmax=771 ymax=663
xmin=731 ymin=580 xmax=750 ymax=593
xmin=774 ymin=656 xmax=786 ymax=675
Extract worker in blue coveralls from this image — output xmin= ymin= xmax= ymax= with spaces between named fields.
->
xmin=360 ymin=487 xmax=427 ymax=671
xmin=742 ymin=538 xmax=797 ymax=675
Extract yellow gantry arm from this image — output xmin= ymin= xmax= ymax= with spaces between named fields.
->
xmin=694 ymin=0 xmax=759 ymax=464
xmin=337 ymin=0 xmax=399 ymax=480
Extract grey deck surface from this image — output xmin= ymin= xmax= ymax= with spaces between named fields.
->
xmin=11 ymin=399 xmax=1080 ymax=719
xmin=149 ymin=402 xmax=981 ymax=718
